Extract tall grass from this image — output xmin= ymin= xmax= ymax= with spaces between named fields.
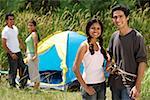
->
xmin=141 ymin=57 xmax=150 ymax=99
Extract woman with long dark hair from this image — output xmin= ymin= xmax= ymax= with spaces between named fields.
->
xmin=25 ymin=20 xmax=40 ymax=91
xmin=73 ymin=19 xmax=108 ymax=100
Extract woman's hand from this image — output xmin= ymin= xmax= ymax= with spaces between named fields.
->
xmin=24 ymin=57 xmax=28 ymax=64
xmin=106 ymin=60 xmax=112 ymax=72
xmin=32 ymin=55 xmax=37 ymax=61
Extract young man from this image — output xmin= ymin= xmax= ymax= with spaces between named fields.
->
xmin=107 ymin=4 xmax=147 ymax=100
xmin=2 ymin=13 xmax=27 ymax=89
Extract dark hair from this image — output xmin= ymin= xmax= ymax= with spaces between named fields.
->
xmin=86 ymin=19 xmax=107 ymax=60
xmin=111 ymin=4 xmax=130 ymax=18
xmin=28 ymin=19 xmax=40 ymax=41
xmin=5 ymin=13 xmax=14 ymax=20
xmin=28 ymin=19 xmax=36 ymax=26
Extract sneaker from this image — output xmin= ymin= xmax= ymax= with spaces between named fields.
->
xmin=9 ymin=85 xmax=17 ymax=89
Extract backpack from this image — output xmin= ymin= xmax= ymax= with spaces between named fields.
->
xmin=103 ymin=58 xmax=110 ymax=78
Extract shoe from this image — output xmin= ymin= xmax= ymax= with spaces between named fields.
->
xmin=19 ymin=86 xmax=24 ymax=89
xmin=9 ymin=85 xmax=17 ymax=89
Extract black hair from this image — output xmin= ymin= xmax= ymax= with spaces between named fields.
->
xmin=28 ymin=19 xmax=36 ymax=26
xmin=86 ymin=19 xmax=107 ymax=60
xmin=5 ymin=13 xmax=14 ymax=20
xmin=28 ymin=19 xmax=40 ymax=41
xmin=111 ymin=4 xmax=130 ymax=18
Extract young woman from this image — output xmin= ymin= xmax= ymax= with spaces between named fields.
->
xmin=73 ymin=19 xmax=108 ymax=100
xmin=25 ymin=20 xmax=40 ymax=90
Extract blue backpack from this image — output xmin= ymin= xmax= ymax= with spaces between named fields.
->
xmin=103 ymin=59 xmax=110 ymax=78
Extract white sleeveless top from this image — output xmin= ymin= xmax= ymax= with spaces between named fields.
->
xmin=82 ymin=41 xmax=105 ymax=84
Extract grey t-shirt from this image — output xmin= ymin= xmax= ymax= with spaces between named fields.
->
xmin=107 ymin=29 xmax=147 ymax=89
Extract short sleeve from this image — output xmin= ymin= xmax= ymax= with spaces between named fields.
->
xmin=135 ymin=35 xmax=147 ymax=63
xmin=1 ymin=29 xmax=8 ymax=39
xmin=107 ymin=33 xmax=116 ymax=59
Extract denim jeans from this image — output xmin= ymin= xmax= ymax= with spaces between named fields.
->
xmin=7 ymin=52 xmax=28 ymax=88
xmin=110 ymin=86 xmax=134 ymax=100
xmin=81 ymin=81 xmax=106 ymax=100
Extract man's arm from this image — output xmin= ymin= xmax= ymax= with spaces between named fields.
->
xmin=2 ymin=38 xmax=13 ymax=55
xmin=107 ymin=32 xmax=116 ymax=60
xmin=130 ymin=62 xmax=147 ymax=99
xmin=2 ymin=38 xmax=18 ymax=60
xmin=130 ymin=35 xmax=147 ymax=99
xmin=136 ymin=62 xmax=147 ymax=92
xmin=135 ymin=34 xmax=147 ymax=92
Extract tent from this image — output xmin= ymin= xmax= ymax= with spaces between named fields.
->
xmin=37 ymin=31 xmax=86 ymax=90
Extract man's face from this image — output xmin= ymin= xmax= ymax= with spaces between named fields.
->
xmin=112 ymin=10 xmax=129 ymax=29
xmin=6 ymin=16 xmax=14 ymax=26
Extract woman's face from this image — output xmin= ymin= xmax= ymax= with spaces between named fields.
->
xmin=28 ymin=22 xmax=35 ymax=33
xmin=89 ymin=22 xmax=101 ymax=38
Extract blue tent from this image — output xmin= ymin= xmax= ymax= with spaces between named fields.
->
xmin=37 ymin=31 xmax=86 ymax=89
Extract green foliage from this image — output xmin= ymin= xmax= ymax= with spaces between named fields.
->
xmin=0 ymin=0 xmax=25 ymax=12
xmin=130 ymin=7 xmax=150 ymax=44
xmin=141 ymin=61 xmax=150 ymax=99
xmin=0 ymin=0 xmax=149 ymax=68
xmin=20 ymin=0 xmax=60 ymax=14
xmin=0 ymin=79 xmax=82 ymax=100
xmin=79 ymin=0 xmax=112 ymax=16
xmin=112 ymin=0 xmax=137 ymax=9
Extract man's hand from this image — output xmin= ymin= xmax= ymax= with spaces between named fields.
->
xmin=130 ymin=62 xmax=147 ymax=99
xmin=11 ymin=53 xmax=18 ymax=60
xmin=84 ymin=86 xmax=96 ymax=95
xmin=130 ymin=86 xmax=140 ymax=99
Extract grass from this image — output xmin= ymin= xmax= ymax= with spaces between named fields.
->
xmin=0 ymin=56 xmax=149 ymax=100
xmin=0 ymin=77 xmax=82 ymax=100
xmin=0 ymin=76 xmax=113 ymax=100
xmin=1 ymin=73 xmax=150 ymax=100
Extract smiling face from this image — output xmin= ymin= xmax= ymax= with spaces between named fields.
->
xmin=28 ymin=22 xmax=36 ymax=33
xmin=89 ymin=22 xmax=101 ymax=38
xmin=112 ymin=10 xmax=129 ymax=29
xmin=6 ymin=16 xmax=14 ymax=27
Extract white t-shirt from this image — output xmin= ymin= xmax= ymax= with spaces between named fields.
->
xmin=2 ymin=25 xmax=20 ymax=53
xmin=82 ymin=41 xmax=105 ymax=84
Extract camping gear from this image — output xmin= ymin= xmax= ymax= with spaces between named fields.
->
xmin=37 ymin=31 xmax=86 ymax=90
xmin=106 ymin=61 xmax=137 ymax=87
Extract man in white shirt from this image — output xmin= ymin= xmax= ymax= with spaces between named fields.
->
xmin=2 ymin=13 xmax=28 ymax=89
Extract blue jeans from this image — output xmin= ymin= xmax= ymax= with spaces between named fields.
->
xmin=81 ymin=81 xmax=106 ymax=100
xmin=110 ymin=86 xmax=134 ymax=100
